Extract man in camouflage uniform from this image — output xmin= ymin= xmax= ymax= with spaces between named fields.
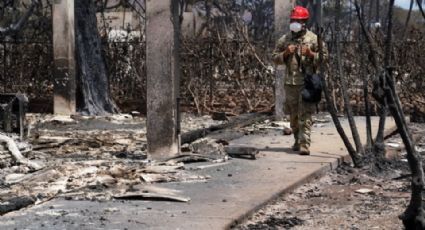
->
xmin=272 ymin=6 xmax=328 ymax=155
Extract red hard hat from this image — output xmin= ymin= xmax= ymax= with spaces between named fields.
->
xmin=290 ymin=6 xmax=309 ymax=20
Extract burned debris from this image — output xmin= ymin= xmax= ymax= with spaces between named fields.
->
xmin=0 ymin=111 xmax=277 ymax=216
xmin=0 ymin=0 xmax=424 ymax=229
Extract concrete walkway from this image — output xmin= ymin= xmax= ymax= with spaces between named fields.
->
xmin=0 ymin=117 xmax=395 ymax=230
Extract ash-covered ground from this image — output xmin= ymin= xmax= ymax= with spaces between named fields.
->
xmin=237 ymin=123 xmax=425 ymax=230
xmin=0 ymin=113 xmax=232 ymax=214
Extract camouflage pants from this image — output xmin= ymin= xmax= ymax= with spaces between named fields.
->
xmin=284 ymin=84 xmax=316 ymax=147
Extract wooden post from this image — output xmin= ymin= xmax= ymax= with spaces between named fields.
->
xmin=52 ymin=0 xmax=76 ymax=115
xmin=146 ymin=0 xmax=180 ymax=160
xmin=274 ymin=0 xmax=294 ymax=120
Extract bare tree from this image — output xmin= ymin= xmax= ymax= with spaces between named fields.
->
xmin=318 ymin=0 xmax=363 ymax=167
xmin=335 ymin=0 xmax=364 ymax=156
xmin=359 ymin=0 xmax=373 ymax=154
xmin=383 ymin=1 xmax=425 ymax=228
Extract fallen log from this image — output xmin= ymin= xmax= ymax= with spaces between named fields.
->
xmin=181 ymin=112 xmax=270 ymax=144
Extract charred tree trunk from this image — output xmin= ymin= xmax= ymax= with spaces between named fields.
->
xmin=363 ymin=72 xmax=373 ymax=153
xmin=359 ymin=0 xmax=373 ymax=154
xmin=318 ymin=0 xmax=362 ymax=167
xmin=75 ymin=0 xmax=119 ymax=115
xmin=373 ymin=0 xmax=387 ymax=160
xmin=379 ymin=1 xmax=425 ymax=228
xmin=375 ymin=0 xmax=398 ymax=161
xmin=355 ymin=1 xmax=425 ymax=226
xmin=374 ymin=103 xmax=387 ymax=158
xmin=353 ymin=0 xmax=386 ymax=159
xmin=388 ymin=65 xmax=425 ymax=229
xmin=335 ymin=0 xmax=364 ymax=155
xmin=402 ymin=0 xmax=414 ymax=37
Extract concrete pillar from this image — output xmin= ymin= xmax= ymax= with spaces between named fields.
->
xmin=146 ymin=0 xmax=180 ymax=160
xmin=274 ymin=0 xmax=294 ymax=120
xmin=52 ymin=0 xmax=76 ymax=115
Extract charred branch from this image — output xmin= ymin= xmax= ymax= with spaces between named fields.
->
xmin=358 ymin=1 xmax=373 ymax=153
xmin=0 ymin=0 xmax=38 ymax=37
xmin=402 ymin=0 xmax=414 ymax=38
xmin=416 ymin=0 xmax=425 ymax=20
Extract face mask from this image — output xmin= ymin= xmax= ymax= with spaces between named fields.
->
xmin=290 ymin=22 xmax=303 ymax=33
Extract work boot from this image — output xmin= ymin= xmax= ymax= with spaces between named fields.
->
xmin=292 ymin=142 xmax=300 ymax=151
xmin=299 ymin=144 xmax=310 ymax=155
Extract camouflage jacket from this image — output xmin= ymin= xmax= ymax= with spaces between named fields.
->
xmin=272 ymin=30 xmax=328 ymax=85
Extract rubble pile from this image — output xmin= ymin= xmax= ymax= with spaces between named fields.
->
xmin=0 ymin=113 xmax=235 ymax=214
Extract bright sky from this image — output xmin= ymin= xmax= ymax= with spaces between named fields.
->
xmin=395 ymin=0 xmax=420 ymax=10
